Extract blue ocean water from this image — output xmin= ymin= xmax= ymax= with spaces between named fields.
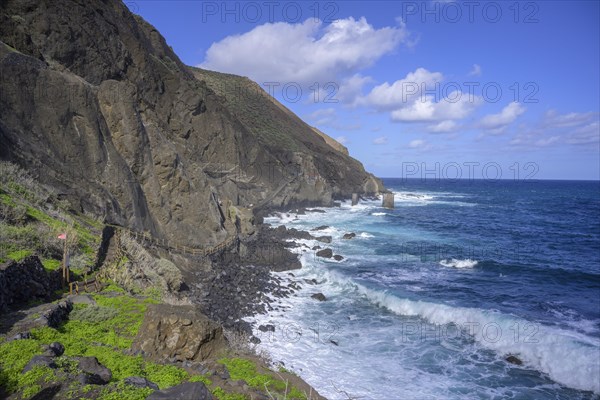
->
xmin=248 ymin=179 xmax=600 ymax=399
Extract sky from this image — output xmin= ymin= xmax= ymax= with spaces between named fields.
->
xmin=127 ymin=0 xmax=600 ymax=180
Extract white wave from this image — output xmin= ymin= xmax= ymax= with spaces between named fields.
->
xmin=440 ymin=258 xmax=479 ymax=268
xmin=359 ymin=232 xmax=374 ymax=238
xmin=355 ymin=283 xmax=600 ymax=394
xmin=371 ymin=212 xmax=387 ymax=216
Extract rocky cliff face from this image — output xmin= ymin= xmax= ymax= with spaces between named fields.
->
xmin=0 ymin=0 xmax=384 ymax=247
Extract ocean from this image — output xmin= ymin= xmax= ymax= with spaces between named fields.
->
xmin=247 ymin=178 xmax=600 ymax=399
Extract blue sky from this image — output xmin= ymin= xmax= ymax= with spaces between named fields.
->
xmin=129 ymin=0 xmax=600 ymax=180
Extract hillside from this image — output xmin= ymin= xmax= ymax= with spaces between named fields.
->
xmin=0 ymin=0 xmax=383 ymax=249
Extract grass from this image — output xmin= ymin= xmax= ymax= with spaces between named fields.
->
xmin=219 ymin=358 xmax=306 ymax=399
xmin=42 ymin=258 xmax=62 ymax=272
xmin=7 ymin=249 xmax=32 ymax=262
xmin=0 ymin=290 xmax=214 ymax=398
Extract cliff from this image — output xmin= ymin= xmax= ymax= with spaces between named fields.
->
xmin=0 ymin=0 xmax=384 ymax=248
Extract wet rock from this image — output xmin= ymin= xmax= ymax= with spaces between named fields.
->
xmin=146 ymin=381 xmax=213 ymax=400
xmin=258 ymin=324 xmax=275 ymax=332
xmin=316 ymin=249 xmax=333 ymax=258
xmin=312 ymin=225 xmax=330 ymax=231
xmin=311 ymin=293 xmax=327 ymax=302
xmin=124 ymin=376 xmax=159 ymax=390
xmin=315 ymin=236 xmax=332 ymax=243
xmin=342 ymin=233 xmax=356 ymax=239
xmin=333 ymin=255 xmax=344 ymax=261
xmin=312 ymin=246 xmax=321 ymax=251
xmin=506 ymin=355 xmax=523 ymax=365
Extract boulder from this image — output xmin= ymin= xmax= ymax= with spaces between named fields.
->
xmin=146 ymin=381 xmax=213 ymax=400
xmin=316 ymin=249 xmax=333 ymax=259
xmin=342 ymin=233 xmax=356 ymax=240
xmin=311 ymin=293 xmax=327 ymax=302
xmin=132 ymin=304 xmax=226 ymax=363
xmin=36 ymin=300 xmax=73 ymax=328
xmin=22 ymin=355 xmax=57 ymax=373
xmin=333 ymin=255 xmax=344 ymax=261
xmin=312 ymin=226 xmax=330 ymax=231
xmin=76 ymin=356 xmax=112 ymax=385
xmin=124 ymin=376 xmax=159 ymax=390
xmin=258 ymin=324 xmax=275 ymax=332
xmin=315 ymin=236 xmax=332 ymax=243
xmin=506 ymin=355 xmax=523 ymax=366
xmin=42 ymin=342 xmax=65 ymax=357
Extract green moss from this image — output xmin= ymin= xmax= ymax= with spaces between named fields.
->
xmin=42 ymin=258 xmax=62 ymax=272
xmin=0 ymin=339 xmax=43 ymax=393
xmin=212 ymin=386 xmax=247 ymax=400
xmin=7 ymin=249 xmax=32 ymax=261
xmin=19 ymin=365 xmax=56 ymax=398
xmin=189 ymin=374 xmax=212 ymax=386
xmin=99 ymin=381 xmax=154 ymax=400
xmin=144 ymin=363 xmax=189 ymax=389
xmin=0 ymin=192 xmax=16 ymax=206
xmin=101 ymin=283 xmax=127 ymax=294
xmin=219 ymin=358 xmax=305 ymax=399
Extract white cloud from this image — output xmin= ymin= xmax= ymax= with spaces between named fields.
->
xmin=468 ymin=64 xmax=482 ymax=77
xmin=508 ymin=111 xmax=598 ymax=149
xmin=428 ymin=120 xmax=458 ymax=133
xmin=359 ymin=68 xmax=443 ymax=110
xmin=408 ymin=139 xmax=427 ymax=149
xmin=542 ymin=110 xmax=598 ymax=128
xmin=358 ymin=68 xmax=481 ymax=125
xmin=336 ymin=136 xmax=349 ymax=144
xmin=566 ymin=121 xmax=600 ymax=145
xmin=535 ymin=136 xmax=560 ymax=147
xmin=479 ymin=102 xmax=525 ymax=131
xmin=373 ymin=136 xmax=388 ymax=145
xmin=200 ymin=17 xmax=408 ymax=86
xmin=391 ymin=90 xmax=481 ymax=122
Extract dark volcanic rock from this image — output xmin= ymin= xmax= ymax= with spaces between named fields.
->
xmin=124 ymin=376 xmax=159 ymax=390
xmin=333 ymin=255 xmax=344 ymax=261
xmin=315 ymin=236 xmax=332 ymax=243
xmin=0 ymin=256 xmax=62 ymax=312
xmin=42 ymin=342 xmax=65 ymax=357
xmin=506 ymin=355 xmax=523 ymax=365
xmin=343 ymin=233 xmax=356 ymax=239
xmin=23 ymin=355 xmax=57 ymax=373
xmin=38 ymin=300 xmax=73 ymax=329
xmin=0 ymin=0 xmax=383 ymax=250
xmin=258 ymin=324 xmax=275 ymax=332
xmin=146 ymin=381 xmax=213 ymax=400
xmin=312 ymin=226 xmax=330 ymax=231
xmin=316 ymin=249 xmax=333 ymax=258
xmin=76 ymin=356 xmax=112 ymax=385
xmin=311 ymin=293 xmax=327 ymax=302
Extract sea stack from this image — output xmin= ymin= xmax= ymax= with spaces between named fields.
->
xmin=352 ymin=193 xmax=359 ymax=206
xmin=382 ymin=192 xmax=395 ymax=209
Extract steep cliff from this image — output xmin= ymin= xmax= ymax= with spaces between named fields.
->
xmin=0 ymin=0 xmax=383 ymax=247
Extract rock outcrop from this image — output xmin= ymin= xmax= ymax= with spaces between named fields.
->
xmin=132 ymin=304 xmax=226 ymax=363
xmin=0 ymin=256 xmax=62 ymax=312
xmin=0 ymin=0 xmax=384 ymax=249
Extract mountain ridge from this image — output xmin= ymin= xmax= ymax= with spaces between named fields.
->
xmin=0 ymin=0 xmax=383 ymax=247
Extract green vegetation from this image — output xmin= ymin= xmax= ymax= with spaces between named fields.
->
xmin=0 ymin=161 xmax=101 ymax=274
xmin=7 ymin=249 xmax=32 ymax=261
xmin=219 ymin=358 xmax=306 ymax=399
xmin=42 ymin=258 xmax=62 ymax=272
